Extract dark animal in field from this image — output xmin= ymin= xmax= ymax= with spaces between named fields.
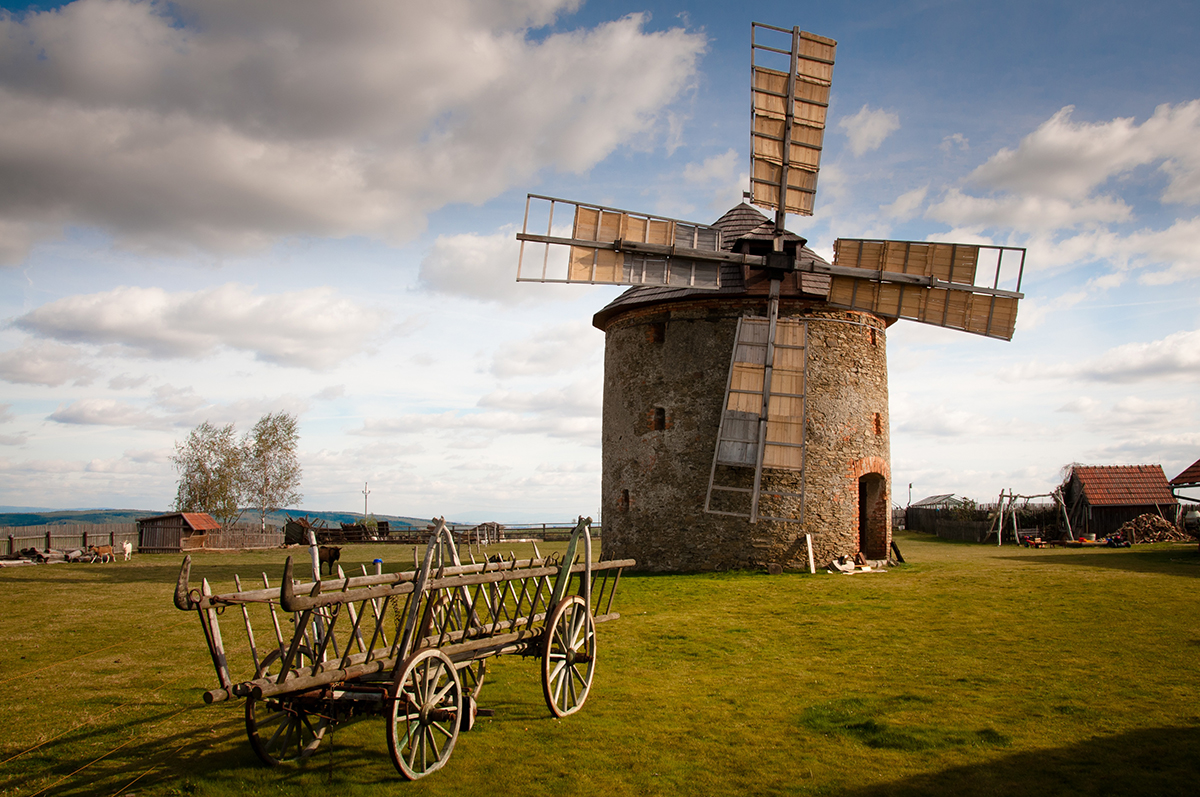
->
xmin=88 ymin=544 xmax=114 ymax=563
xmin=318 ymin=546 xmax=342 ymax=575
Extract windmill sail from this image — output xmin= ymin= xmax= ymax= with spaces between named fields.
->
xmin=706 ymin=316 xmax=807 ymax=524
xmin=749 ymin=25 xmax=836 ymax=217
xmin=825 ymin=239 xmax=1026 ymax=340
xmin=517 ymin=195 xmax=726 ymax=290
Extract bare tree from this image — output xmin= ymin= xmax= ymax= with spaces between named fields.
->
xmin=171 ymin=421 xmax=245 ymax=530
xmin=243 ymin=411 xmax=303 ymax=531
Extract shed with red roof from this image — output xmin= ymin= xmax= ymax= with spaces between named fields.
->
xmin=137 ymin=512 xmax=221 ymax=553
xmin=1061 ymin=465 xmax=1178 ymax=538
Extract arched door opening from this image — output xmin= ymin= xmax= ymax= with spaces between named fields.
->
xmin=858 ymin=473 xmax=888 ymax=559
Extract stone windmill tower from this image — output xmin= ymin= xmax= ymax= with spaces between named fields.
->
xmin=515 ymin=24 xmax=1026 ymax=571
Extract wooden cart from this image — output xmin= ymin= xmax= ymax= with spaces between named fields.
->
xmin=174 ymin=517 xmax=633 ymax=779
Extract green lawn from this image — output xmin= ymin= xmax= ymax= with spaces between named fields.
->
xmin=2 ymin=532 xmax=1198 ymax=796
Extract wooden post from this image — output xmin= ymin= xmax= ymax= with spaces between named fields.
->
xmin=46 ymin=529 xmax=51 ymax=552
xmin=806 ymin=533 xmax=816 ymax=574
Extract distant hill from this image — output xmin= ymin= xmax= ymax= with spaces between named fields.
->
xmin=0 ymin=508 xmax=445 ymax=528
xmin=0 ymin=509 xmax=157 ymax=527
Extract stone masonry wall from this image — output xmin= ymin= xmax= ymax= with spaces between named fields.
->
xmin=600 ymin=298 xmax=890 ymax=571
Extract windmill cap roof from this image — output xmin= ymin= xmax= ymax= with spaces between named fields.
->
xmin=592 ymin=203 xmax=831 ymax=330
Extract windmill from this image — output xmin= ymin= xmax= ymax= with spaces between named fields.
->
xmin=515 ymin=23 xmax=1026 ymax=571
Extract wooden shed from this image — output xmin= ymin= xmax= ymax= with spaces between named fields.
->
xmin=137 ymin=512 xmax=220 ymax=554
xmin=1061 ymin=465 xmax=1177 ymax=538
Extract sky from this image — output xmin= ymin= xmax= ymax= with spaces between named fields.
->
xmin=1 ymin=0 xmax=1198 ymax=521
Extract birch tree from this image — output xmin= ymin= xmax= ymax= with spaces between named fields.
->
xmin=172 ymin=412 xmax=303 ymax=532
xmin=171 ymin=421 xmax=245 ymax=530
xmin=242 ymin=411 xmax=303 ymax=531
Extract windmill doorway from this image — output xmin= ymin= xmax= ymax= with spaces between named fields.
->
xmin=858 ymin=473 xmax=888 ymax=559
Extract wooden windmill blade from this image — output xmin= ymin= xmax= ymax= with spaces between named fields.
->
xmin=516 ymin=194 xmax=731 ymax=290
xmin=749 ymin=24 xmax=836 ymax=217
xmin=825 ymin=238 xmax=1027 ymax=340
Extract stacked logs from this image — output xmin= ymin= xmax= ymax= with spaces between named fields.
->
xmin=1116 ymin=513 xmax=1188 ymax=543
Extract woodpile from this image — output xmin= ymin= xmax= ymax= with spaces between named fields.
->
xmin=1117 ymin=513 xmax=1188 ymax=543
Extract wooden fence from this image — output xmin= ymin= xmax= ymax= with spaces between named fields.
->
xmin=3 ymin=521 xmax=598 ymax=557
xmin=203 ymin=526 xmax=285 ymax=550
xmin=2 ymin=523 xmax=138 ymax=557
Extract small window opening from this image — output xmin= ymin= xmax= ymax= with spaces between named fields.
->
xmin=619 ymin=489 xmax=630 ymax=512
xmin=649 ymin=322 xmax=666 ymax=344
xmin=653 ymin=407 xmax=666 ymax=431
xmin=870 ymin=327 xmax=877 ymax=346
xmin=874 ymin=412 xmax=882 ymax=435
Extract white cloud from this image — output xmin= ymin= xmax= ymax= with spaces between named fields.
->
xmin=16 ymin=283 xmax=388 ymax=369
xmin=353 ymin=408 xmax=600 ymax=443
xmin=477 ymin=380 xmax=600 ymax=416
xmin=352 ymin=379 xmax=601 ymax=444
xmin=970 ymin=102 xmax=1200 ymax=203
xmin=0 ymin=1 xmax=705 ymax=264
xmin=152 ymin=384 xmax=207 ymax=413
xmin=0 ymin=340 xmax=98 ymax=386
xmin=48 ymin=398 xmax=172 ymax=429
xmin=838 ymin=105 xmax=900 ymax=156
xmin=1073 ymin=329 xmax=1200 ymax=383
xmin=0 ymin=404 xmax=12 ymax=424
xmin=490 ymin=322 xmax=600 ymax=377
xmin=926 ymin=187 xmax=1131 ymax=231
xmin=108 ymin=373 xmax=150 ymax=390
xmin=419 ymin=229 xmax=527 ymax=304
xmin=881 ymin=186 xmax=927 ymax=220
xmin=681 ymin=148 xmax=746 ymax=213
xmin=893 ymin=403 xmax=999 ymax=438
xmin=46 ymin=391 xmax=308 ymax=431
xmin=314 ymin=385 xmax=345 ymax=401
xmin=939 ymin=133 xmax=969 ymax=153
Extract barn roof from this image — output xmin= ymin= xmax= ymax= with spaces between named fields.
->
xmin=910 ymin=493 xmax=964 ymax=508
xmin=1070 ymin=465 xmax=1177 ymax=507
xmin=1171 ymin=457 xmax=1200 ymax=487
xmin=592 ymin=203 xmax=833 ymax=330
xmin=137 ymin=511 xmax=221 ymax=531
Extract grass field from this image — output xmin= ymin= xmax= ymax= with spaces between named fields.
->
xmin=2 ymin=532 xmax=1199 ymax=796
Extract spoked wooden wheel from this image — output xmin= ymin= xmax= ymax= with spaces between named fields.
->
xmin=542 ymin=595 xmax=596 ymax=718
xmin=246 ymin=694 xmax=329 ymax=766
xmin=387 ymin=648 xmax=462 ymax=780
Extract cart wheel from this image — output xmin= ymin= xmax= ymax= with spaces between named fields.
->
xmin=245 ymin=694 xmax=329 ymax=766
xmin=387 ymin=648 xmax=462 ymax=780
xmin=541 ymin=595 xmax=596 ymax=718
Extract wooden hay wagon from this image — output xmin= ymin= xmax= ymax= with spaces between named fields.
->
xmin=173 ymin=517 xmax=633 ymax=779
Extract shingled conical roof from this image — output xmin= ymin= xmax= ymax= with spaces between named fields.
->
xmin=592 ymin=203 xmax=831 ymax=329
xmin=710 ymin=203 xmax=807 ymax=251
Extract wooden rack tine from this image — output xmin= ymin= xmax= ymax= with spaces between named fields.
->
xmin=201 ymin=578 xmax=233 ymax=690
xmin=337 ymin=565 xmax=369 ymax=654
xmin=262 ymin=572 xmax=286 ymax=657
xmin=234 ymin=574 xmax=260 ymax=676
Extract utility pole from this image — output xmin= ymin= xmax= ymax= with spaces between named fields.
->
xmin=363 ymin=482 xmax=370 ymax=519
